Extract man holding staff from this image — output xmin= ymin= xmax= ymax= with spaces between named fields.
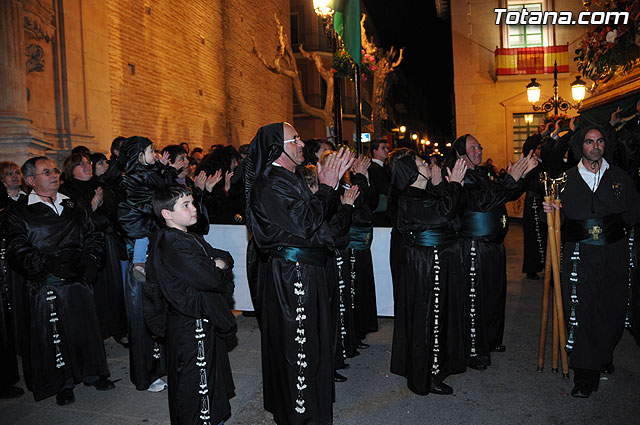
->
xmin=544 ymin=125 xmax=640 ymax=397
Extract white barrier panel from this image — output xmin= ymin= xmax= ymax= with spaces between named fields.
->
xmin=204 ymin=225 xmax=395 ymax=317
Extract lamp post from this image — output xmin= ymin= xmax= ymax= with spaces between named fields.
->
xmin=313 ymin=1 xmax=342 ymax=147
xmin=526 ymin=61 xmax=587 ymax=115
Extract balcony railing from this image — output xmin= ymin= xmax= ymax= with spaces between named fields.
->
xmin=495 ymin=45 xmax=569 ymax=76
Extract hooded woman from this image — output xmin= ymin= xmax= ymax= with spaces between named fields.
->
xmin=389 ymin=151 xmax=468 ymax=395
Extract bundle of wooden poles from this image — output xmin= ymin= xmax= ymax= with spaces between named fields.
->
xmin=537 ymin=172 xmax=570 ymax=379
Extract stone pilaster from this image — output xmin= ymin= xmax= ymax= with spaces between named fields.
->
xmin=0 ymin=0 xmax=52 ymax=165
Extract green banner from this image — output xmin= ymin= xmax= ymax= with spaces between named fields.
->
xmin=331 ymin=0 xmax=361 ymax=65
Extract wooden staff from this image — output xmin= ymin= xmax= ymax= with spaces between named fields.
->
xmin=537 ymin=237 xmax=552 ymax=371
xmin=536 ymin=173 xmax=569 ymax=378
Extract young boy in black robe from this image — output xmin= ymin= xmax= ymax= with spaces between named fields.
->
xmin=147 ymin=185 xmax=237 ymax=424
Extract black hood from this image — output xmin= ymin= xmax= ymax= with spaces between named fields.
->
xmin=391 ymin=155 xmax=418 ymax=191
xmin=444 ymin=134 xmax=470 ymax=170
xmin=244 ymin=123 xmax=285 ymax=221
xmin=569 ymin=125 xmax=616 ymax=164
xmin=118 ymin=136 xmax=153 ymax=173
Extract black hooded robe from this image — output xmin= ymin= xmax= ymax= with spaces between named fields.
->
xmin=559 ymin=164 xmax=640 ymax=387
xmin=5 ymin=196 xmax=109 ymax=401
xmin=521 ymin=161 xmax=547 ymax=274
xmin=147 ymin=227 xmax=236 ymax=425
xmin=250 ymin=166 xmax=336 ymax=425
xmin=390 ymin=182 xmax=467 ymax=395
xmin=458 ymin=168 xmax=524 ymax=366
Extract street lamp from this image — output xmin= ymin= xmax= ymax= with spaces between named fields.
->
xmin=399 ymin=125 xmax=406 ymax=133
xmin=526 ymin=61 xmax=587 ymax=115
xmin=411 ymin=133 xmax=418 ymax=141
xmin=313 ymin=0 xmax=334 ymax=17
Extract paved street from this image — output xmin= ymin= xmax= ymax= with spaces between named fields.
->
xmin=2 ymin=222 xmax=639 ymax=424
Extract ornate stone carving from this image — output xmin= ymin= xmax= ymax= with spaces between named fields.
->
xmin=26 ymin=43 xmax=45 ymax=72
xmin=24 ymin=0 xmax=55 ymax=42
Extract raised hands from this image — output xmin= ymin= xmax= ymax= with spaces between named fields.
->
xmin=506 ymin=151 xmax=537 ymax=182
xmin=158 ymin=151 xmax=170 ymax=166
xmin=206 ymin=170 xmax=223 ymax=192
xmin=351 ymin=155 xmax=371 ymax=178
xmin=224 ymin=170 xmax=234 ymax=192
xmin=90 ymin=187 xmax=104 ymax=212
xmin=317 ymin=147 xmax=355 ymax=188
xmin=340 ymin=185 xmax=360 ymax=206
xmin=194 ymin=171 xmax=207 ymax=190
xmin=445 ymin=157 xmax=467 ymax=185
xmin=610 ymin=106 xmax=623 ymax=126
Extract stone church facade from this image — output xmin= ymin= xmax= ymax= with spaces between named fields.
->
xmin=1 ymin=0 xmax=293 ymax=165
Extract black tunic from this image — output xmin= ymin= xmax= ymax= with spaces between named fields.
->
xmin=147 ymin=227 xmax=236 ymax=425
xmin=5 ymin=195 xmax=108 ymax=401
xmin=249 ymin=165 xmax=336 ymax=425
xmin=391 ymin=182 xmax=466 ymax=394
xmin=559 ymin=165 xmax=640 ymax=373
xmin=60 ymin=178 xmax=128 ymax=340
xmin=458 ymin=167 xmax=524 ymax=365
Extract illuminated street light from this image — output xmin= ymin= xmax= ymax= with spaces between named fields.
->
xmin=445 ymin=142 xmax=451 ymax=147
xmin=526 ymin=61 xmax=585 ymax=115
xmin=434 ymin=142 xmax=439 ymax=147
xmin=399 ymin=125 xmax=407 ymax=133
xmin=313 ymin=0 xmax=334 ymax=17
xmin=420 ymin=139 xmax=426 ymax=145
xmin=411 ymin=133 xmax=418 ymax=140
xmin=425 ymin=140 xmax=431 ymax=146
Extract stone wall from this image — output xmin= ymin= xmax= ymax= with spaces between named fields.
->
xmin=103 ymin=0 xmax=292 ymax=152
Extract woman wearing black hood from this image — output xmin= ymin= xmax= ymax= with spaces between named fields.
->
xmin=389 ymin=151 xmax=468 ymax=396
xmin=60 ymin=153 xmax=128 ymax=345
xmin=444 ymin=134 xmax=537 ymax=371
xmin=543 ymin=125 xmax=640 ymax=397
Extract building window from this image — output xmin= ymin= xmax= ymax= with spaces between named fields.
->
xmin=500 ymin=0 xmax=554 ymax=48
xmin=512 ymin=113 xmax=545 ymax=160
xmin=290 ymin=13 xmax=300 ymax=46
xmin=507 ymin=3 xmax=543 ymax=47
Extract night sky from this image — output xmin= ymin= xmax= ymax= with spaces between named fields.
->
xmin=363 ymin=0 xmax=455 ymax=142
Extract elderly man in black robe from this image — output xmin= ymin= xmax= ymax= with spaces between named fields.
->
xmin=544 ymin=125 xmax=640 ymax=397
xmin=5 ymin=156 xmax=113 ymax=405
xmin=446 ymin=135 xmax=536 ymax=371
xmin=245 ymin=122 xmax=353 ymax=425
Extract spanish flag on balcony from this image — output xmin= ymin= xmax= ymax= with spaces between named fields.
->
xmin=495 ymin=45 xmax=569 ymax=75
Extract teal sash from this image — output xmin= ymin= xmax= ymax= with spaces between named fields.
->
xmin=348 ymin=226 xmax=373 ymax=250
xmin=565 ymin=215 xmax=625 ymax=245
xmin=459 ymin=207 xmax=508 ymax=240
xmin=45 ymin=274 xmax=69 ymax=286
xmin=402 ymin=228 xmax=457 ymax=247
xmin=269 ymin=246 xmax=327 ymax=266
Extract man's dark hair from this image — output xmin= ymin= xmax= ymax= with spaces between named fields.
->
xmin=302 ymin=139 xmax=325 ymax=165
xmin=179 ymin=142 xmax=190 ymax=154
xmin=161 ymin=145 xmax=187 ymax=163
xmin=371 ymin=139 xmax=388 ymax=153
xmin=191 ymin=147 xmax=203 ymax=155
xmin=152 ymin=184 xmax=192 ymax=220
xmin=111 ymin=136 xmax=125 ymax=157
xmin=71 ymin=145 xmax=91 ymax=156
xmin=21 ymin=156 xmax=50 ymax=178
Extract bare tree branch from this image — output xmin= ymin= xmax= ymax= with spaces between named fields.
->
xmin=252 ymin=14 xmax=333 ymax=127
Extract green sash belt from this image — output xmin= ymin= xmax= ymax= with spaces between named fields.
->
xmin=565 ymin=215 xmax=625 ymax=245
xmin=348 ymin=226 xmax=373 ymax=250
xmin=269 ymin=246 xmax=327 ymax=267
xmin=44 ymin=274 xmax=69 ymax=286
xmin=459 ymin=207 xmax=509 ymax=240
xmin=402 ymin=228 xmax=457 ymax=247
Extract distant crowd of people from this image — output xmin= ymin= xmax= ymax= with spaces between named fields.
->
xmin=1 ymin=100 xmax=640 ymax=424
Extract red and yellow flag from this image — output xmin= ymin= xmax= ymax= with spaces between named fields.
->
xmin=495 ymin=45 xmax=568 ymax=75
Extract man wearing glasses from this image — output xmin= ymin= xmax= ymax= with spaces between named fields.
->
xmin=4 ymin=156 xmax=114 ymax=406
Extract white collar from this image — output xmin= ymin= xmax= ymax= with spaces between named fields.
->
xmin=8 ymin=190 xmax=26 ymax=201
xmin=372 ymin=159 xmax=384 ymax=167
xmin=577 ymin=157 xmax=609 ymax=192
xmin=28 ymin=192 xmax=69 ymax=215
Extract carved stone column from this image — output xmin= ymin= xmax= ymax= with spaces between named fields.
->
xmin=0 ymin=0 xmax=52 ymax=165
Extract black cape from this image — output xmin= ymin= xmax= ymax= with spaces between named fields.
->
xmin=249 ymin=165 xmax=335 ymax=425
xmin=5 ymin=195 xmax=108 ymax=401
xmin=147 ymin=227 xmax=236 ymax=425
